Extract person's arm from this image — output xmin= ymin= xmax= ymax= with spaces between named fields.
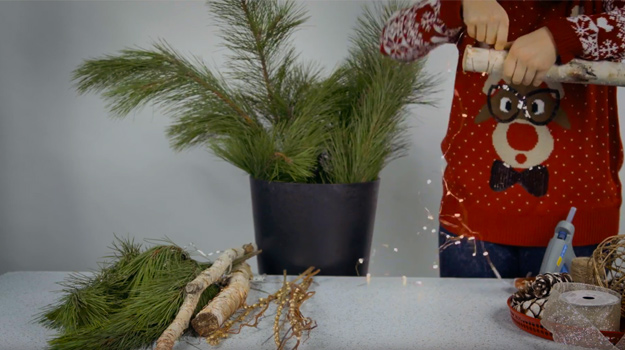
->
xmin=379 ymin=0 xmax=464 ymax=62
xmin=544 ymin=0 xmax=625 ymax=63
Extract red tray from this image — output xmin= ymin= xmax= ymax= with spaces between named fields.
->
xmin=507 ymin=296 xmax=625 ymax=344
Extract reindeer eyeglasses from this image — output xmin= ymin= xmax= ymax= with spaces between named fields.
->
xmin=487 ymin=84 xmax=561 ymax=126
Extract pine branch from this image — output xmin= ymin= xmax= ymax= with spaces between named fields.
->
xmin=74 ymin=0 xmax=439 ymax=184
xmin=240 ymin=0 xmax=276 ymax=109
xmin=209 ymin=0 xmax=308 ymax=122
xmin=73 ymin=41 xmax=258 ymax=142
xmin=321 ymin=1 xmax=438 ymax=183
xmin=39 ymin=237 xmax=222 ymax=350
xmin=208 ymin=61 xmax=340 ymax=182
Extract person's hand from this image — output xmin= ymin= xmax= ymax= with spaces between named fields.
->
xmin=462 ymin=0 xmax=509 ymax=50
xmin=503 ymin=27 xmax=558 ymax=87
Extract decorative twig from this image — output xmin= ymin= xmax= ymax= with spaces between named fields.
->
xmin=154 ymin=243 xmax=256 ymax=350
xmin=462 ymin=46 xmax=625 ymax=86
xmin=192 ymin=262 xmax=253 ymax=336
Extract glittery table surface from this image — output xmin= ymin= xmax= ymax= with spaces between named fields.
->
xmin=0 ymin=271 xmax=588 ymax=350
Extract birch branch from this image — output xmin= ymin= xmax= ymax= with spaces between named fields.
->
xmin=462 ymin=45 xmax=625 ymax=86
xmin=191 ymin=262 xmax=252 ymax=336
xmin=154 ymin=243 xmax=256 ymax=350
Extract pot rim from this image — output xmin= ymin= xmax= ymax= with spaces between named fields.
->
xmin=249 ymin=176 xmax=380 ymax=186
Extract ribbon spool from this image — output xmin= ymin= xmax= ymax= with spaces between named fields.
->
xmin=542 ymin=283 xmax=622 ymax=349
xmin=560 ymin=289 xmax=621 ymax=331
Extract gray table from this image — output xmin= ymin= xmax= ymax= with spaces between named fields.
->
xmin=0 ymin=272 xmax=584 ymax=350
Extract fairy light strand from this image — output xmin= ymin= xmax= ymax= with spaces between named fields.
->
xmin=434 ymin=75 xmax=502 ymax=279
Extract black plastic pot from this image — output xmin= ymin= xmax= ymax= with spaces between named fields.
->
xmin=250 ymin=177 xmax=380 ymax=276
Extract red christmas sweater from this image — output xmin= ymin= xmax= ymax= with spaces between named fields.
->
xmin=381 ymin=0 xmax=625 ymax=247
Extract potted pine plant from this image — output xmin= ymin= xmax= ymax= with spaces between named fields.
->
xmin=74 ymin=0 xmax=435 ymax=276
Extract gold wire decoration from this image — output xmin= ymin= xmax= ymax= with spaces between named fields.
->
xmin=206 ymin=267 xmax=319 ymax=349
xmin=590 ymin=235 xmax=625 ymax=317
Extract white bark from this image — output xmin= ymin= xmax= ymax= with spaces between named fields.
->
xmin=462 ymin=46 xmax=625 ymax=86
xmin=191 ymin=262 xmax=253 ymax=336
xmin=154 ymin=243 xmax=255 ymax=350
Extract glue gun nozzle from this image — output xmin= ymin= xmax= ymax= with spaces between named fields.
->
xmin=566 ymin=207 xmax=577 ymax=223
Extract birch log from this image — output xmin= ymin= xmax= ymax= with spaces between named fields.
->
xmin=191 ymin=262 xmax=253 ymax=336
xmin=154 ymin=243 xmax=256 ymax=350
xmin=462 ymin=45 xmax=625 ymax=86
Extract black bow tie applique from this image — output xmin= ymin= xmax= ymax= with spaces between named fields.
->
xmin=489 ymin=160 xmax=549 ymax=197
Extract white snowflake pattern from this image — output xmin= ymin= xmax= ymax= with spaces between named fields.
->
xmin=380 ymin=0 xmax=461 ymax=62
xmin=421 ymin=10 xmax=437 ymax=33
xmin=600 ymin=38 xmax=620 ymax=56
xmin=608 ymin=8 xmax=625 ymax=60
xmin=579 ymin=34 xmax=600 ymax=58
xmin=566 ymin=2 xmax=625 ymax=61
xmin=569 ymin=16 xmax=598 ymax=38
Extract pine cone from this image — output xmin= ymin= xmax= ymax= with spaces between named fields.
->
xmin=511 ymin=289 xmax=534 ymax=305
xmin=510 ymin=272 xmax=572 ymax=319
xmin=514 ymin=298 xmax=548 ymax=319
xmin=531 ymin=273 xmax=572 ymax=298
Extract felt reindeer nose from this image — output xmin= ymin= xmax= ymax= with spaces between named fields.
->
xmin=507 ymin=123 xmax=539 ymax=152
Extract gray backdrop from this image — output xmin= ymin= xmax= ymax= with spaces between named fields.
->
xmin=0 ymin=1 xmax=621 ymax=277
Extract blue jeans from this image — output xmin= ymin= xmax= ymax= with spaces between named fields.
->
xmin=438 ymin=226 xmax=598 ymax=278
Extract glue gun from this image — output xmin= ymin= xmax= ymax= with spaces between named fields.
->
xmin=539 ymin=207 xmax=577 ymax=274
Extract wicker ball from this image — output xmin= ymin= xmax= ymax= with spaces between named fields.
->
xmin=590 ymin=235 xmax=625 ymax=317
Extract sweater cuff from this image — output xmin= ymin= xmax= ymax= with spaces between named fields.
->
xmin=544 ymin=18 xmax=583 ymax=64
xmin=439 ymin=0 xmax=464 ymax=29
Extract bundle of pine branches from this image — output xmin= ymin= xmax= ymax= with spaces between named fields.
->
xmin=38 ymin=237 xmax=221 ymax=350
xmin=73 ymin=0 xmax=435 ymax=184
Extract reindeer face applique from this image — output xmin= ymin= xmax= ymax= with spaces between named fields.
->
xmin=474 ymin=79 xmax=569 ymax=197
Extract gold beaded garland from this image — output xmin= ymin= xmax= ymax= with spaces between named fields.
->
xmin=205 ymin=267 xmax=319 ymax=349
